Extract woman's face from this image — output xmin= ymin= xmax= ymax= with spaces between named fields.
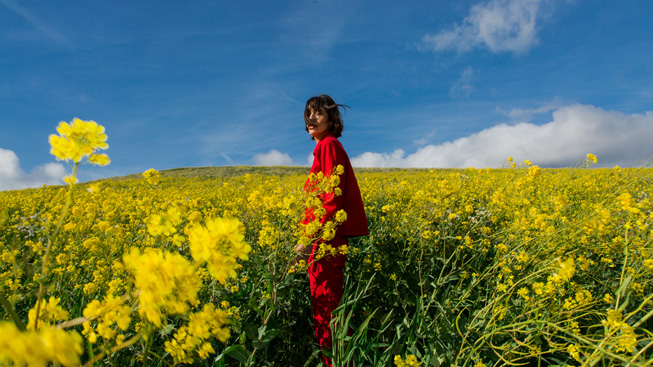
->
xmin=306 ymin=107 xmax=330 ymax=141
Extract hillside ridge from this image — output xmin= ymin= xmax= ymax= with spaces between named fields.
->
xmin=97 ymin=165 xmax=429 ymax=182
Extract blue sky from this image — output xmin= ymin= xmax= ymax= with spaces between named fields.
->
xmin=1 ymin=0 xmax=652 ymax=190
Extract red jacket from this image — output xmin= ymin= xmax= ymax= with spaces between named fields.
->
xmin=302 ymin=132 xmax=369 ymax=237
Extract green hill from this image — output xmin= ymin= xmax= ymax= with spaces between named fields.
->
xmin=98 ymin=165 xmax=431 ymax=182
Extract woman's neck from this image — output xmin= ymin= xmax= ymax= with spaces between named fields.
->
xmin=314 ymin=132 xmax=328 ymax=143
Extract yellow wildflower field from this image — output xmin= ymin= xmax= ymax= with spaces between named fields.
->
xmin=0 ymin=121 xmax=651 ymax=366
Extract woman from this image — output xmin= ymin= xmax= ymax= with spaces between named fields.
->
xmin=296 ymin=94 xmax=368 ymax=366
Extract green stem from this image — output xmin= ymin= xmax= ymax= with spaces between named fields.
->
xmin=82 ymin=334 xmax=141 ymax=367
xmin=34 ymin=162 xmax=77 ymax=330
xmin=615 ymin=224 xmax=629 ymax=310
xmin=0 ymin=293 xmax=25 ymax=330
xmin=142 ymin=328 xmax=153 ymax=367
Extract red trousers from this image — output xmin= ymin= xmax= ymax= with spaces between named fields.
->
xmin=308 ymin=235 xmax=348 ymax=367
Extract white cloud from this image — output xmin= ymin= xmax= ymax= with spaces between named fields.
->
xmin=497 ymin=99 xmax=562 ymax=122
xmin=350 ymin=104 xmax=653 ymax=168
xmin=413 ymin=129 xmax=437 ymax=146
xmin=252 ymin=149 xmax=293 ymax=166
xmin=422 ymin=0 xmax=545 ymax=54
xmin=0 ymin=148 xmax=67 ymax=191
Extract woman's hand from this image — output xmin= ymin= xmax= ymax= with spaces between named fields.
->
xmin=294 ymin=243 xmax=311 ymax=263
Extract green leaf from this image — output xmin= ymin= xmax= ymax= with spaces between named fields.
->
xmin=216 ymin=345 xmax=248 ymax=365
xmin=617 ymin=274 xmax=632 ymax=298
xmin=302 ymin=349 xmax=323 ymax=367
xmin=252 ymin=327 xmax=281 ymax=349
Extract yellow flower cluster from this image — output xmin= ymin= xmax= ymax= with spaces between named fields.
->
xmin=563 ymin=289 xmax=593 ymax=310
xmin=0 ymin=322 xmax=83 ymax=367
xmin=26 ymin=296 xmax=69 ymax=330
xmin=587 ymin=153 xmax=598 ymax=164
xmin=164 ymin=303 xmax=230 ymax=364
xmin=122 ymin=247 xmax=202 ymax=327
xmin=147 ymin=206 xmax=182 ymax=237
xmin=49 ymin=118 xmax=110 ymax=165
xmin=187 ymin=216 xmax=252 ymax=284
xmin=142 ymin=168 xmax=161 ymax=185
xmin=297 ymin=165 xmax=347 ymax=248
xmin=258 ymin=219 xmax=282 ymax=247
xmin=550 ymin=257 xmax=576 ymax=284
xmin=82 ymin=295 xmax=131 ymax=344
xmin=601 ymin=309 xmax=639 ymax=353
xmin=528 ymin=165 xmax=541 ymax=180
xmin=394 ymin=354 xmax=422 ymax=367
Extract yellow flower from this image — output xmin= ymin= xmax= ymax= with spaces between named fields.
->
xmin=27 ymin=296 xmax=70 ymax=330
xmin=515 ymin=251 xmax=529 ymax=263
xmin=567 ymin=344 xmax=582 ymax=362
xmin=532 ymin=282 xmax=544 ymax=295
xmin=517 ymin=287 xmax=530 ymax=302
xmin=122 ymin=247 xmax=202 ymax=327
xmin=528 ymin=165 xmax=541 ymax=180
xmin=601 ymin=309 xmax=639 ymax=353
xmin=82 ymin=295 xmax=131 ymax=344
xmin=142 ymin=168 xmax=161 ymax=185
xmin=0 ymin=322 xmax=83 ymax=367
xmin=63 ymin=174 xmax=79 ymax=185
xmin=89 ymin=153 xmax=110 ymax=166
xmin=395 ymin=354 xmax=422 ymax=367
xmin=187 ymin=216 xmax=251 ymax=284
xmin=49 ymin=118 xmax=110 ymax=165
xmin=616 ymin=323 xmax=638 ymax=353
xmin=147 ymin=207 xmax=182 ymax=237
xmin=574 ymin=289 xmax=593 ymax=306
xmin=643 ymin=259 xmax=653 ymax=271
xmin=551 ymin=257 xmax=575 ymax=284
xmin=586 ymin=153 xmax=597 ymax=164
xmin=164 ymin=303 xmax=230 ymax=364
xmin=404 ymin=355 xmax=422 ymax=366
xmin=335 ymin=209 xmax=348 ymax=223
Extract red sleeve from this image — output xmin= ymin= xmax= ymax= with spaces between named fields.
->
xmin=315 ymin=140 xmax=346 ymax=225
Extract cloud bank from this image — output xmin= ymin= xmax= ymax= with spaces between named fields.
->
xmin=350 ymin=104 xmax=653 ymax=168
xmin=0 ymin=148 xmax=67 ymax=191
xmin=422 ymin=0 xmax=546 ymax=53
xmin=253 ymin=149 xmax=293 ymax=166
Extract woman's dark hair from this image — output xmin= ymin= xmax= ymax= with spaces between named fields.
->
xmin=304 ymin=95 xmax=349 ymax=139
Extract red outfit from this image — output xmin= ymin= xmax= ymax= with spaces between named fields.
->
xmin=302 ymin=132 xmax=368 ymax=366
